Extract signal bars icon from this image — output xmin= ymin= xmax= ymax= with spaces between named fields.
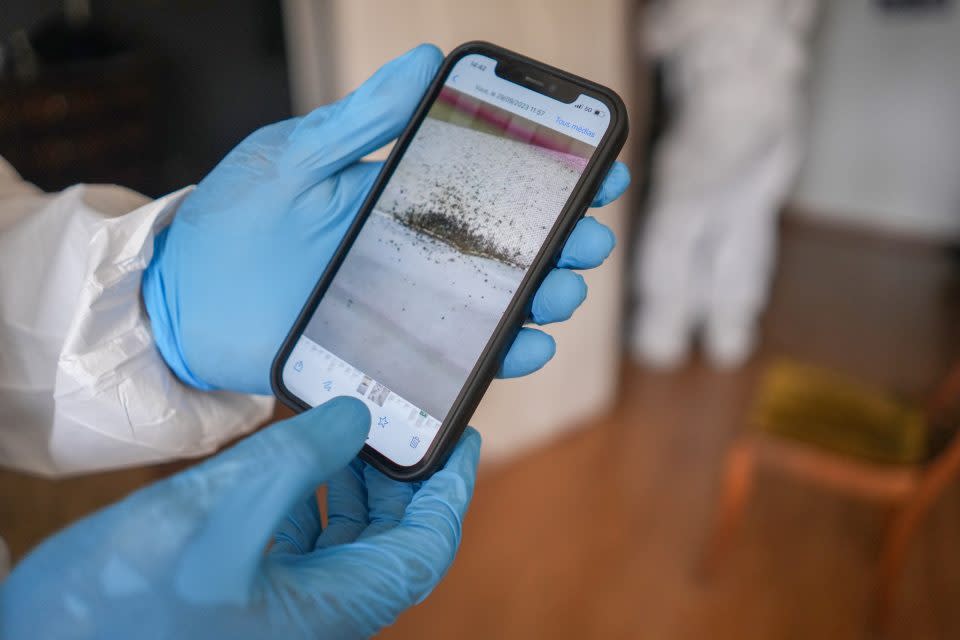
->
xmin=574 ymin=103 xmax=605 ymax=117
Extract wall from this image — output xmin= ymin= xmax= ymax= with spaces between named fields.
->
xmin=792 ymin=1 xmax=960 ymax=239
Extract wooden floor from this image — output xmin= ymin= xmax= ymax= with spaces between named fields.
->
xmin=379 ymin=219 xmax=960 ymax=640
xmin=3 ymin=218 xmax=960 ymax=638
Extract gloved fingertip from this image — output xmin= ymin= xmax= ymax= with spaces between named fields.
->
xmin=558 ymin=269 xmax=588 ymax=310
xmin=592 ymin=161 xmax=631 ymax=207
xmin=321 ymin=395 xmax=372 ymax=430
xmin=290 ymin=43 xmax=445 ymax=174
xmin=499 ymin=328 xmax=556 ymax=378
xmin=606 ymin=161 xmax=631 ymax=192
xmin=532 ymin=269 xmax=587 ymax=323
xmin=296 ymin=396 xmax=372 ymax=454
xmin=611 ymin=159 xmax=631 ymax=181
xmin=543 ymin=334 xmax=558 ymax=362
xmin=600 ymin=218 xmax=617 ymax=251
xmin=574 ymin=270 xmax=588 ymax=303
xmin=375 ymin=44 xmax=442 ymax=88
xmin=557 ymin=217 xmax=616 ymax=269
xmin=404 ymin=42 xmax=444 ymax=67
xmin=535 ymin=329 xmax=558 ymax=359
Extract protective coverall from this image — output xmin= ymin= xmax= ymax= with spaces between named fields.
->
xmin=633 ymin=0 xmax=817 ymax=369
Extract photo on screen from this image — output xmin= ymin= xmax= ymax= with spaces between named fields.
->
xmin=304 ymin=85 xmax=596 ymax=421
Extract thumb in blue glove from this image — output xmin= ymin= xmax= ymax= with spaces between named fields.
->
xmin=144 ymin=44 xmax=446 ymax=394
xmin=1 ymin=397 xmax=481 ymax=639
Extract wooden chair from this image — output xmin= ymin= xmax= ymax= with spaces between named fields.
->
xmin=702 ymin=359 xmax=960 ymax=633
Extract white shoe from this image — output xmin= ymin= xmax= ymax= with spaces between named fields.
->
xmin=704 ymin=316 xmax=756 ymax=370
xmin=630 ymin=311 xmax=692 ymax=370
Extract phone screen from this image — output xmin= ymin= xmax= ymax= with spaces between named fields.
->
xmin=282 ymin=53 xmax=611 ymax=467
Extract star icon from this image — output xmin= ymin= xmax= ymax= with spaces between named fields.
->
xmin=377 ymin=416 xmax=389 ymax=428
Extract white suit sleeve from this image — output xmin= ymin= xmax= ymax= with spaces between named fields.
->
xmin=0 ymin=159 xmax=274 ymax=476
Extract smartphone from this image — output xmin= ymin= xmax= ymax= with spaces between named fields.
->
xmin=272 ymin=42 xmax=628 ymax=481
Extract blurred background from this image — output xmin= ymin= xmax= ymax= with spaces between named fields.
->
xmin=2 ymin=0 xmax=960 ymax=638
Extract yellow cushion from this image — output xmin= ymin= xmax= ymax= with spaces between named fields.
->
xmin=752 ymin=361 xmax=927 ymax=465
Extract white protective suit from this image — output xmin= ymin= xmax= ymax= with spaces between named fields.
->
xmin=0 ymin=158 xmax=273 ymax=477
xmin=632 ymin=0 xmax=817 ymax=369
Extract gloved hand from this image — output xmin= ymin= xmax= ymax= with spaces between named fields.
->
xmin=0 ymin=397 xmax=480 ymax=639
xmin=143 ymin=43 xmax=630 ymax=394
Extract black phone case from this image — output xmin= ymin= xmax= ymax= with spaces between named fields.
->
xmin=272 ymin=41 xmax=629 ymax=481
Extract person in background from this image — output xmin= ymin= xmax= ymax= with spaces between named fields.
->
xmin=0 ymin=45 xmax=629 ymax=638
xmin=632 ymin=0 xmax=817 ymax=369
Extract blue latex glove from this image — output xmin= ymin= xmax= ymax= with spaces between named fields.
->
xmin=1 ymin=397 xmax=480 ymax=639
xmin=143 ymin=43 xmax=630 ymax=394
